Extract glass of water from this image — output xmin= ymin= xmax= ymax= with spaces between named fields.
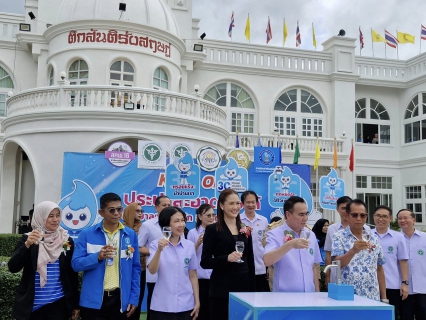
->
xmin=162 ymin=227 xmax=172 ymax=248
xmin=362 ymin=230 xmax=370 ymax=242
xmin=108 ymin=239 xmax=117 ymax=258
xmin=235 ymin=241 xmax=244 ymax=263
xmin=34 ymin=227 xmax=45 ymax=244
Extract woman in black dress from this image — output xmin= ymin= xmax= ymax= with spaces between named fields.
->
xmin=201 ymin=189 xmax=255 ymax=320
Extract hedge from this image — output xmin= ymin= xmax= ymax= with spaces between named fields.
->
xmin=0 ymin=256 xmax=20 ymax=320
xmin=0 ymin=234 xmax=21 ymax=257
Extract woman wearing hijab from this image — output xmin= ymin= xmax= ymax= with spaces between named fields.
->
xmin=8 ymin=201 xmax=80 ymax=320
xmin=312 ymin=218 xmax=329 ymax=266
xmin=123 ymin=202 xmax=145 ymax=320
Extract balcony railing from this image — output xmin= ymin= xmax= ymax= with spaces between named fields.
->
xmin=6 ymin=85 xmax=226 ymax=127
xmin=227 ymin=133 xmax=345 ymax=153
xmin=202 ymin=40 xmax=332 ymax=75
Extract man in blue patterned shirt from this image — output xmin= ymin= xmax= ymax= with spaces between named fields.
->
xmin=331 ymin=199 xmax=387 ymax=301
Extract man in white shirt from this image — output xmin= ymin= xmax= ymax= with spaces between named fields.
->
xmin=138 ymin=195 xmax=170 ymax=320
xmin=324 ymin=196 xmax=352 ymax=286
xmin=240 ymin=191 xmax=269 ymax=291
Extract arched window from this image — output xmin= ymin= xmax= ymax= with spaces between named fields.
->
xmin=204 ymin=82 xmax=255 ymax=133
xmin=274 ymin=89 xmax=324 ymax=137
xmin=68 ymin=60 xmax=89 ymax=106
xmin=110 ymin=60 xmax=134 ymax=86
xmin=153 ymin=68 xmax=168 ymax=89
xmin=355 ymin=98 xmax=390 ymax=144
xmin=68 ymin=60 xmax=88 ymax=85
xmin=49 ymin=67 xmax=54 ymax=86
xmin=404 ymin=93 xmax=426 ymax=143
xmin=0 ymin=66 xmax=14 ymax=116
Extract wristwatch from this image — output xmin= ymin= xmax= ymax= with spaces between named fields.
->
xmin=402 ymin=280 xmax=409 ymax=285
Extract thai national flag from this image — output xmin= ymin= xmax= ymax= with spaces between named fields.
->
xmin=421 ymin=25 xmax=426 ymax=41
xmin=296 ymin=21 xmax=301 ymax=47
xmin=228 ymin=12 xmax=234 ymax=38
xmin=359 ymin=27 xmax=364 ymax=49
xmin=385 ymin=30 xmax=398 ymax=48
xmin=266 ymin=17 xmax=272 ymax=44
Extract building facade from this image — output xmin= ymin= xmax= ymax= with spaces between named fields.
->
xmin=0 ymin=0 xmax=425 ymax=233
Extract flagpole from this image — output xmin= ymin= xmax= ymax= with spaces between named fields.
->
xmin=248 ymin=14 xmax=250 ymax=44
xmin=359 ymin=26 xmax=362 ymax=56
xmin=420 ymin=25 xmax=422 ymax=55
xmin=316 ymin=136 xmax=319 ymax=210
xmin=283 ymin=18 xmax=285 ymax=47
xmin=371 ymin=28 xmax=374 ymax=57
xmin=351 ymin=139 xmax=355 ymax=199
xmin=384 ymin=29 xmax=387 ymax=59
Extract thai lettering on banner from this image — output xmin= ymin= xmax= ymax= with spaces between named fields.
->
xmin=67 ymin=30 xmax=172 ymax=58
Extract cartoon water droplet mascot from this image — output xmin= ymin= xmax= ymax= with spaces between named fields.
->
xmin=220 ymin=158 xmax=242 ymax=180
xmin=279 ymin=168 xmax=293 ymax=195
xmin=59 ymin=180 xmax=98 ymax=237
xmin=326 ymin=169 xmax=339 ymax=197
xmin=176 ymin=152 xmax=193 ymax=186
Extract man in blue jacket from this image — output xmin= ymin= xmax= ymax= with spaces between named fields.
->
xmin=72 ymin=192 xmax=141 ymax=319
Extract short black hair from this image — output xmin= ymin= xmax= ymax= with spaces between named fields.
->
xmin=345 ymin=199 xmax=367 ymax=214
xmin=396 ymin=209 xmax=415 ymax=219
xmin=374 ymin=205 xmax=392 ymax=216
xmin=336 ymin=196 xmax=352 ymax=208
xmin=155 ymin=195 xmax=170 ymax=207
xmin=283 ymin=196 xmax=306 ymax=218
xmin=270 ymin=216 xmax=282 ymax=223
xmin=100 ymin=193 xmax=121 ymax=210
xmin=241 ymin=190 xmax=259 ymax=203
xmin=158 ymin=206 xmax=186 ymax=228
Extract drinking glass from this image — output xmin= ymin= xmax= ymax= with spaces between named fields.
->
xmin=362 ymin=230 xmax=370 ymax=242
xmin=34 ymin=227 xmax=45 ymax=244
xmin=162 ymin=227 xmax=172 ymax=248
xmin=300 ymin=229 xmax=310 ymax=249
xmin=235 ymin=241 xmax=244 ymax=263
xmin=108 ymin=239 xmax=117 ymax=258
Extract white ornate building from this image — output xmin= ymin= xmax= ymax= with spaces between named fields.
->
xmin=0 ymin=0 xmax=425 ymax=233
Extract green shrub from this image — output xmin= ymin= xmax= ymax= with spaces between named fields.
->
xmin=0 ymin=256 xmax=21 ymax=320
xmin=0 ymin=234 xmax=21 ymax=256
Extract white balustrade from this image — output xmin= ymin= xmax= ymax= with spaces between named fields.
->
xmin=227 ymin=133 xmax=344 ymax=153
xmin=6 ymin=85 xmax=226 ymax=127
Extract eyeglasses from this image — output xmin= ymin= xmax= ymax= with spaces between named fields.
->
xmin=105 ymin=207 xmax=123 ymax=214
xmin=135 ymin=209 xmax=144 ymax=214
xmin=374 ymin=214 xmax=389 ymax=220
xmin=350 ymin=213 xmax=368 ymax=219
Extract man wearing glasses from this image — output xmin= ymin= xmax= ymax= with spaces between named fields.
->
xmin=372 ymin=205 xmax=408 ymax=319
xmin=72 ymin=193 xmax=141 ymax=319
xmin=331 ymin=199 xmax=387 ymax=302
xmin=397 ymin=209 xmax=426 ymax=320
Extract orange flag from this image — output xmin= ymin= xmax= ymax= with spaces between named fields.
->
xmin=333 ymin=140 xmax=338 ymax=169
xmin=349 ymin=143 xmax=354 ymax=172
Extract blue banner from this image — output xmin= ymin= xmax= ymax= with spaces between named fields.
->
xmin=319 ymin=168 xmax=345 ymax=210
xmin=253 ymin=146 xmax=281 ymax=173
xmin=59 ymin=152 xmax=312 ymax=237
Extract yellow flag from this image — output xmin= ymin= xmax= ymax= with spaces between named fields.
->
xmin=397 ymin=31 xmax=415 ymax=44
xmin=283 ymin=19 xmax=288 ymax=46
xmin=245 ymin=15 xmax=250 ymax=41
xmin=312 ymin=23 xmax=317 ymax=48
xmin=371 ymin=29 xmax=386 ymax=43
xmin=314 ymin=139 xmax=321 ymax=170
xmin=333 ymin=141 xmax=337 ymax=169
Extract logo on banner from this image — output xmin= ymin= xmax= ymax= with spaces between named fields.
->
xmin=105 ymin=141 xmax=135 ymax=167
xmin=227 ymin=149 xmax=251 ymax=169
xmin=138 ymin=141 xmax=166 ymax=169
xmin=319 ymin=168 xmax=345 ymax=210
xmin=215 ymin=157 xmax=249 ymax=196
xmin=59 ymin=180 xmax=101 ymax=238
xmin=259 ymin=149 xmax=275 ymax=165
xmin=166 ymin=153 xmax=201 ymax=200
xmin=171 ymin=143 xmax=193 ymax=162
xmin=196 ymin=146 xmax=222 ymax=172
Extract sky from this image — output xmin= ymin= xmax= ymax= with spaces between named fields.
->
xmin=2 ymin=0 xmax=426 ymax=60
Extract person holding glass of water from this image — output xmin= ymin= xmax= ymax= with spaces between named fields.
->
xmin=147 ymin=206 xmax=199 ymax=320
xmin=264 ymin=196 xmax=322 ymax=293
xmin=201 ymin=189 xmax=255 ymax=320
